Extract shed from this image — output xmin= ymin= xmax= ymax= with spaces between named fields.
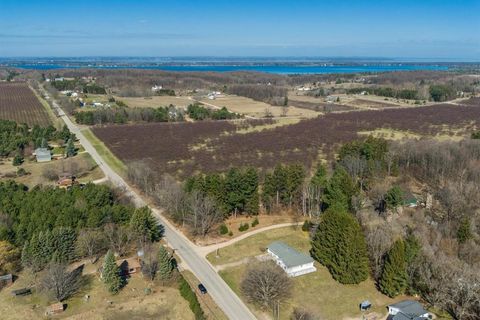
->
xmin=45 ymin=303 xmax=64 ymax=315
xmin=35 ymin=148 xmax=51 ymax=162
xmin=11 ymin=288 xmax=31 ymax=296
xmin=117 ymin=257 xmax=141 ymax=276
xmin=0 ymin=274 xmax=13 ymax=288
xmin=267 ymin=241 xmax=316 ymax=277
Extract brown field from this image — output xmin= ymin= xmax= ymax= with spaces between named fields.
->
xmin=93 ymin=101 xmax=480 ymax=178
xmin=0 ymin=82 xmax=52 ymax=126
xmin=199 ymin=95 xmax=320 ymax=118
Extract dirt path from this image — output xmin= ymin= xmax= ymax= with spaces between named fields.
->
xmin=197 ymin=222 xmax=302 ymax=257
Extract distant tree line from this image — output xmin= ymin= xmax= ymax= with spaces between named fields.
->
xmin=74 ymin=105 xmax=184 ymax=125
xmin=186 ymin=103 xmax=241 ymax=121
xmin=227 ymin=84 xmax=288 ymax=105
xmin=346 ymin=87 xmax=419 ymax=100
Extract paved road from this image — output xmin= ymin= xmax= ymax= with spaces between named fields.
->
xmin=40 ymin=86 xmax=256 ymax=320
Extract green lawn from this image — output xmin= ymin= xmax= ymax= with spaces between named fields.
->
xmin=207 ymin=226 xmax=309 ymax=266
xmin=82 ymin=128 xmax=127 ymax=176
xmin=215 ymin=227 xmax=404 ymax=320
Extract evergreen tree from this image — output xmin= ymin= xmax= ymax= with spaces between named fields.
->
xmin=51 ymin=227 xmax=77 ymax=263
xmin=12 ymin=154 xmax=23 ymax=166
xmin=310 ymin=207 xmax=369 ymax=284
xmin=65 ymin=138 xmax=76 ymax=157
xmin=310 ymin=164 xmax=328 ymax=189
xmin=379 ymin=239 xmax=408 ymax=297
xmin=323 ymin=166 xmax=357 ymax=210
xmin=102 ymin=250 xmax=122 ymax=294
xmin=243 ymin=167 xmax=259 ymax=214
xmin=130 ymin=207 xmax=162 ymax=246
xmin=158 ymin=246 xmax=173 ymax=281
xmin=385 ymin=186 xmax=404 ymax=209
xmin=457 ymin=218 xmax=472 ymax=244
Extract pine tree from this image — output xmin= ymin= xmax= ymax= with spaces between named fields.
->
xmin=379 ymin=239 xmax=408 ymax=297
xmin=310 ymin=164 xmax=328 ymax=189
xmin=65 ymin=138 xmax=76 ymax=157
xmin=323 ymin=166 xmax=357 ymax=211
xmin=158 ymin=246 xmax=173 ymax=281
xmin=310 ymin=207 xmax=369 ymax=284
xmin=130 ymin=207 xmax=162 ymax=247
xmin=102 ymin=250 xmax=122 ymax=294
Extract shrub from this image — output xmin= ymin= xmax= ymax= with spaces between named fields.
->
xmin=251 ymin=217 xmax=259 ymax=227
xmin=219 ymin=224 xmax=229 ymax=235
xmin=16 ymin=168 xmax=27 ymax=176
xmin=12 ymin=154 xmax=23 ymax=166
xmin=302 ymin=220 xmax=311 ymax=232
xmin=178 ymin=275 xmax=205 ymax=320
xmin=238 ymin=222 xmax=249 ymax=232
xmin=228 ymin=231 xmax=233 ymax=237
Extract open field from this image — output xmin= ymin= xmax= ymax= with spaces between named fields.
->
xmin=0 ymin=152 xmax=104 ymax=187
xmin=115 ymin=95 xmax=194 ymax=108
xmin=0 ymin=270 xmax=193 ymax=320
xmin=93 ymin=101 xmax=480 ymax=177
xmin=214 ymin=227 xmax=401 ymax=320
xmin=200 ymin=95 xmax=320 ymax=118
xmin=0 ymin=82 xmax=52 ymax=126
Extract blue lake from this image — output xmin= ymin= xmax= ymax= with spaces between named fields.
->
xmin=5 ymin=63 xmax=449 ymax=74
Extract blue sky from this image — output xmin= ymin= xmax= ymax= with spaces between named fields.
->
xmin=0 ymin=0 xmax=478 ymax=60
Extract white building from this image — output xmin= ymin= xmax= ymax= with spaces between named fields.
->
xmin=387 ymin=300 xmax=431 ymax=320
xmin=267 ymin=241 xmax=316 ymax=277
xmin=151 ymin=85 xmax=163 ymax=92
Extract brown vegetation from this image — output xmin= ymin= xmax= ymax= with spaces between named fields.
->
xmin=0 ymin=82 xmax=51 ymax=126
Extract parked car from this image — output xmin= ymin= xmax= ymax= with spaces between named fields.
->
xmin=198 ymin=283 xmax=207 ymax=294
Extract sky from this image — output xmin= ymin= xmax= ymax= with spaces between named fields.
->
xmin=0 ymin=0 xmax=479 ymax=60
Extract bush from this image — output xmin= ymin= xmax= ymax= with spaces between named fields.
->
xmin=178 ymin=275 xmax=205 ymax=320
xmin=471 ymin=131 xmax=480 ymax=139
xmin=12 ymin=154 xmax=23 ymax=166
xmin=238 ymin=222 xmax=249 ymax=232
xmin=16 ymin=168 xmax=27 ymax=176
xmin=302 ymin=220 xmax=311 ymax=232
xmin=42 ymin=167 xmax=59 ymax=181
xmin=219 ymin=223 xmax=229 ymax=235
xmin=251 ymin=217 xmax=259 ymax=227
xmin=228 ymin=231 xmax=233 ymax=236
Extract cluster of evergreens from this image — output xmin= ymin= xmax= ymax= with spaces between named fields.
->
xmin=0 ymin=120 xmax=73 ymax=157
xmin=346 ymin=87 xmax=418 ymax=100
xmin=186 ymin=103 xmax=241 ymax=121
xmin=429 ymin=84 xmax=457 ymax=102
xmin=83 ymin=83 xmax=107 ymax=94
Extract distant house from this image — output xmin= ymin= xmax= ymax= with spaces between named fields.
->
xmin=267 ymin=241 xmax=316 ymax=277
xmin=93 ymin=102 xmax=104 ymax=107
xmin=387 ymin=300 xmax=431 ymax=320
xmin=151 ymin=85 xmax=163 ymax=92
xmin=34 ymin=148 xmax=51 ymax=162
xmin=54 ymin=77 xmax=64 ymax=82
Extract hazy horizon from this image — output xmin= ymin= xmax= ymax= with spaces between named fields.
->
xmin=0 ymin=0 xmax=479 ymax=60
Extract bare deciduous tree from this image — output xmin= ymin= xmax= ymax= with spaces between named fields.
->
xmin=365 ymin=223 xmax=394 ymax=280
xmin=241 ymin=261 xmax=292 ymax=309
xmin=41 ymin=263 xmax=83 ymax=302
xmin=75 ymin=229 xmax=106 ymax=262
xmin=188 ymin=192 xmax=223 ymax=236
xmin=104 ymin=223 xmax=132 ymax=257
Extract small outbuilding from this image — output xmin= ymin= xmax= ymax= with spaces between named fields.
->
xmin=117 ymin=257 xmax=141 ymax=276
xmin=0 ymin=274 xmax=13 ymax=289
xmin=387 ymin=300 xmax=431 ymax=320
xmin=45 ymin=303 xmax=64 ymax=315
xmin=34 ymin=148 xmax=52 ymax=162
xmin=267 ymin=241 xmax=316 ymax=277
xmin=11 ymin=288 xmax=31 ymax=296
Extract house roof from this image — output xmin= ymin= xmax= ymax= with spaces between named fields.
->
xmin=0 ymin=274 xmax=12 ymax=281
xmin=35 ymin=148 xmax=51 ymax=157
xmin=267 ymin=241 xmax=314 ymax=268
xmin=388 ymin=300 xmax=428 ymax=319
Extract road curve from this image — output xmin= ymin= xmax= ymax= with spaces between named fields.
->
xmin=40 ymin=86 xmax=256 ymax=320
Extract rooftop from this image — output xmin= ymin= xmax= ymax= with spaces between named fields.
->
xmin=267 ymin=241 xmax=314 ymax=268
xmin=35 ymin=147 xmax=51 ymax=156
xmin=389 ymin=300 xmax=428 ymax=319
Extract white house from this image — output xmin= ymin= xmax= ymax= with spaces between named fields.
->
xmin=151 ymin=85 xmax=163 ymax=92
xmin=267 ymin=241 xmax=316 ymax=277
xmin=387 ymin=300 xmax=431 ymax=320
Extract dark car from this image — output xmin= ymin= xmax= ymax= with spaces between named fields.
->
xmin=198 ymin=283 xmax=207 ymax=294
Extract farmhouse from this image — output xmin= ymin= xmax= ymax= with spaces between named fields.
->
xmin=387 ymin=300 xmax=430 ymax=320
xmin=34 ymin=147 xmax=51 ymax=162
xmin=267 ymin=241 xmax=316 ymax=277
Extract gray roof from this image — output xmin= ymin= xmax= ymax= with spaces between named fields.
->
xmin=35 ymin=148 xmax=51 ymax=157
xmin=389 ymin=300 xmax=428 ymax=319
xmin=267 ymin=241 xmax=314 ymax=268
xmin=0 ymin=274 xmax=12 ymax=281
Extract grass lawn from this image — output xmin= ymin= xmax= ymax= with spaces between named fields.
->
xmin=215 ymin=227 xmax=405 ymax=320
xmin=82 ymin=128 xmax=127 ymax=176
xmin=207 ymin=226 xmax=309 ymax=266
xmin=0 ymin=266 xmax=194 ymax=320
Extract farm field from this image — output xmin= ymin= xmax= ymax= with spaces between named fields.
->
xmin=0 ymin=82 xmax=52 ymax=126
xmin=212 ymin=227 xmax=402 ymax=320
xmin=93 ymin=101 xmax=480 ymax=177
xmin=199 ymin=95 xmax=320 ymax=118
